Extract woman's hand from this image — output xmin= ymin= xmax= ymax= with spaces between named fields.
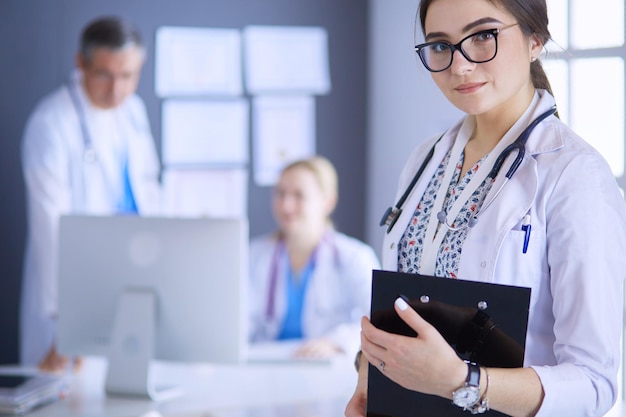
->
xmin=293 ymin=338 xmax=340 ymax=359
xmin=370 ymin=296 xmax=475 ymax=345
xmin=361 ymin=297 xmax=466 ymax=398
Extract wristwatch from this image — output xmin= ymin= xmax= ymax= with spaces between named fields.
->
xmin=452 ymin=361 xmax=481 ymax=410
xmin=354 ymin=350 xmax=362 ymax=372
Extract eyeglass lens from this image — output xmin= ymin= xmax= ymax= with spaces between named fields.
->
xmin=418 ymin=30 xmax=498 ymax=72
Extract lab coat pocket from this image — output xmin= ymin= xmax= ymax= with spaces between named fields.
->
xmin=497 ymin=228 xmax=545 ymax=288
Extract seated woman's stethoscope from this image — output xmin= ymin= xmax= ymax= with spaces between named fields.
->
xmin=380 ymin=106 xmax=557 ymax=234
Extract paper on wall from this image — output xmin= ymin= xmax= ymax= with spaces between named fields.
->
xmin=243 ymin=26 xmax=331 ymax=95
xmin=162 ymin=99 xmax=249 ymax=166
xmin=162 ymin=168 xmax=248 ymax=218
xmin=252 ymin=95 xmax=315 ymax=186
xmin=155 ymin=26 xmax=242 ymax=97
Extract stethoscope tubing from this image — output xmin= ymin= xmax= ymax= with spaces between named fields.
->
xmin=379 ymin=135 xmax=442 ymax=232
xmin=488 ymin=107 xmax=556 ymax=180
xmin=381 ymin=106 xmax=557 ymax=233
xmin=66 ymin=79 xmax=97 ymax=163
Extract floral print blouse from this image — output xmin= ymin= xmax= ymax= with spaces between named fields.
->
xmin=397 ymin=146 xmax=494 ymax=278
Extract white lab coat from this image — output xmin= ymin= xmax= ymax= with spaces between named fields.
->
xmin=382 ymin=90 xmax=626 ymax=416
xmin=20 ymin=72 xmax=161 ymax=365
xmin=248 ymin=230 xmax=380 ymax=357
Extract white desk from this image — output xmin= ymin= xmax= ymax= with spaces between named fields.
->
xmin=9 ymin=355 xmax=357 ymax=417
xmin=13 ymin=355 xmax=625 ymax=416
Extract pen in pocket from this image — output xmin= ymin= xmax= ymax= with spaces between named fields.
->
xmin=521 ymin=214 xmax=531 ymax=254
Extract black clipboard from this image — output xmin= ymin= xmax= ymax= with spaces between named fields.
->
xmin=367 ymin=270 xmax=531 ymax=417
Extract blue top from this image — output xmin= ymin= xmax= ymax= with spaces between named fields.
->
xmin=117 ymin=152 xmax=138 ymax=214
xmin=277 ymin=258 xmax=315 ymax=340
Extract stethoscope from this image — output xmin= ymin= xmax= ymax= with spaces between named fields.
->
xmin=67 ymin=78 xmax=97 ymax=163
xmin=380 ymin=106 xmax=557 ymax=234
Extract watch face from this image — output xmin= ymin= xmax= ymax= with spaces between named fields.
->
xmin=452 ymin=386 xmax=481 ymax=407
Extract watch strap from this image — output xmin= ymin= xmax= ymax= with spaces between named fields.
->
xmin=354 ymin=350 xmax=362 ymax=372
xmin=452 ymin=360 xmax=482 ymax=410
xmin=468 ymin=367 xmax=490 ymax=414
xmin=466 ymin=360 xmax=480 ymax=387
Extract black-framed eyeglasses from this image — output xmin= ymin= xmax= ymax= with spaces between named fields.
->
xmin=415 ymin=23 xmax=519 ymax=72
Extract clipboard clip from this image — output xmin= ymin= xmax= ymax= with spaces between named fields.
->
xmin=417 ymin=294 xmax=488 ymax=312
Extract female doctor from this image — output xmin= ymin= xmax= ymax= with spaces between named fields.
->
xmin=346 ymin=0 xmax=626 ymax=416
xmin=248 ymin=156 xmax=380 ymax=359
xmin=21 ymin=16 xmax=161 ymax=372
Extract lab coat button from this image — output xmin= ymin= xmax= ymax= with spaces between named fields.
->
xmin=480 ymin=261 xmax=486 ymax=268
xmin=390 ymin=242 xmax=395 ymax=250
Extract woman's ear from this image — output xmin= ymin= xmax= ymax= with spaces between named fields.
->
xmin=528 ymin=34 xmax=543 ymax=62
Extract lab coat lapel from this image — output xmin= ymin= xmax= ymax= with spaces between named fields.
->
xmin=459 ymin=149 xmax=539 ymax=282
xmin=486 ymin=151 xmax=537 ymax=231
xmin=381 ymin=129 xmax=457 ymax=271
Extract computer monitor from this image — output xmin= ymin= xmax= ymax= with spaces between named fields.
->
xmin=57 ymin=215 xmax=248 ymax=400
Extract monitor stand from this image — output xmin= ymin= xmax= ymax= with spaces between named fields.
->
xmin=104 ymin=289 xmax=181 ymax=401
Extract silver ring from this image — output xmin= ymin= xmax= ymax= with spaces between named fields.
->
xmin=379 ymin=361 xmax=385 ymax=372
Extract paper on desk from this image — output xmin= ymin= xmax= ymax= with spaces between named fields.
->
xmin=252 ymin=96 xmax=315 ymax=186
xmin=162 ymin=99 xmax=249 ymax=166
xmin=155 ymin=26 xmax=242 ymax=97
xmin=162 ymin=168 xmax=248 ymax=219
xmin=0 ymin=373 xmax=66 ymax=415
xmin=243 ymin=26 xmax=331 ymax=95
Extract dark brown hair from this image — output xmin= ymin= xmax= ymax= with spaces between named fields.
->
xmin=418 ymin=0 xmax=554 ymax=97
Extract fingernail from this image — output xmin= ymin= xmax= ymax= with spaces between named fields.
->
xmin=395 ymin=296 xmax=409 ymax=311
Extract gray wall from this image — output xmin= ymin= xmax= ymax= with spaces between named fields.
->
xmin=0 ymin=0 xmax=368 ymax=364
xmin=365 ymin=0 xmax=461 ymax=249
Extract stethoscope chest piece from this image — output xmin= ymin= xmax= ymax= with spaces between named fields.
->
xmin=380 ymin=206 xmax=403 ymax=233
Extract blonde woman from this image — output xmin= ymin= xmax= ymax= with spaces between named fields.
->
xmin=249 ymin=156 xmax=380 ymax=359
